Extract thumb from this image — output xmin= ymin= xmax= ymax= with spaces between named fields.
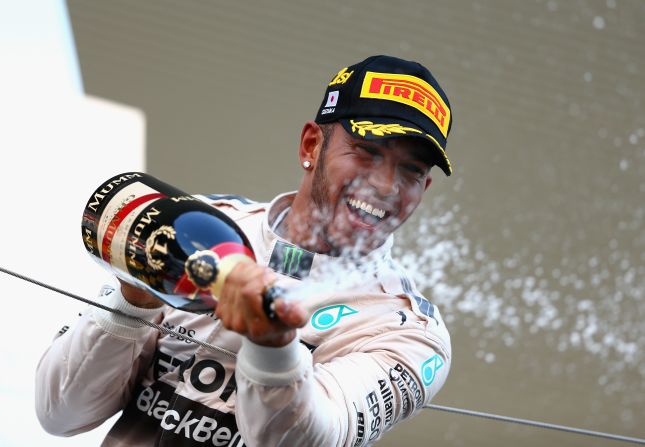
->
xmin=274 ymin=298 xmax=308 ymax=328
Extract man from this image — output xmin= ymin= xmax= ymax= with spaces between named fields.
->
xmin=36 ymin=55 xmax=453 ymax=446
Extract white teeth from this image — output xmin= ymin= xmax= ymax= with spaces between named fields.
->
xmin=347 ymin=198 xmax=386 ymax=219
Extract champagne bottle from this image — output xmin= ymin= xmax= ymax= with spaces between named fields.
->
xmin=81 ymin=172 xmax=278 ymax=316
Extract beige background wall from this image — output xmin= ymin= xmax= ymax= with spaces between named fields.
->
xmin=67 ymin=1 xmax=644 ymax=445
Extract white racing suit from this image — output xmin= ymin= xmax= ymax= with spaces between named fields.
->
xmin=36 ymin=192 xmax=452 ymax=447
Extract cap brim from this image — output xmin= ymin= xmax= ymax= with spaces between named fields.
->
xmin=338 ymin=118 xmax=452 ymax=176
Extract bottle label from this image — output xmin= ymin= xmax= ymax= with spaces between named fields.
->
xmin=82 ymin=172 xmax=257 ymax=313
xmin=97 ymin=181 xmax=164 ymax=265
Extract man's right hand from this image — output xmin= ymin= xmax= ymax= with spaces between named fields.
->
xmin=118 ymin=279 xmax=164 ymax=309
xmin=215 ymin=262 xmax=308 ymax=347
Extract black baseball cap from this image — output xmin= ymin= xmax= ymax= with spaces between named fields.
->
xmin=315 ymin=55 xmax=453 ymax=176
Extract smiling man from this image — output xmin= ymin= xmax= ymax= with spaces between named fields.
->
xmin=290 ymin=124 xmax=438 ymax=256
xmin=36 ymin=55 xmax=454 ymax=447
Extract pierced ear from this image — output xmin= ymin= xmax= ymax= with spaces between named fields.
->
xmin=299 ymin=121 xmax=324 ymax=165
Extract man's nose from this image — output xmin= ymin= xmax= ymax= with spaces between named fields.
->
xmin=367 ymin=161 xmax=399 ymax=196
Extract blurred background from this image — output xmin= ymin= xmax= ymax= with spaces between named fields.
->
xmin=1 ymin=0 xmax=643 ymax=446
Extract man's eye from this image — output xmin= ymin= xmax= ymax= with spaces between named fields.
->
xmin=357 ymin=145 xmax=379 ymax=156
xmin=403 ymin=164 xmax=426 ymax=178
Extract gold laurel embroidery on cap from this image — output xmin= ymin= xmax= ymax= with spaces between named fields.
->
xmin=350 ymin=120 xmax=423 ymax=137
xmin=329 ymin=67 xmax=354 ymax=86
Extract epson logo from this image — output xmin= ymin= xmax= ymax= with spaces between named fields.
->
xmin=366 ymin=391 xmax=381 ymax=441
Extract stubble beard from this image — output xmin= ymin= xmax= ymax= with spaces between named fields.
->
xmin=310 ymin=158 xmax=372 ymax=257
xmin=309 ymin=152 xmax=339 ymax=255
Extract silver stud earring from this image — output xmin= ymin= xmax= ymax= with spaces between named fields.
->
xmin=303 ymin=161 xmax=312 ymax=169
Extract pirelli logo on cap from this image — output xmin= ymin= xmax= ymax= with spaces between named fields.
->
xmin=360 ymin=72 xmax=451 ymax=137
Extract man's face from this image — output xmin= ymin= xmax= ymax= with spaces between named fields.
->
xmin=307 ymin=124 xmax=433 ymax=256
